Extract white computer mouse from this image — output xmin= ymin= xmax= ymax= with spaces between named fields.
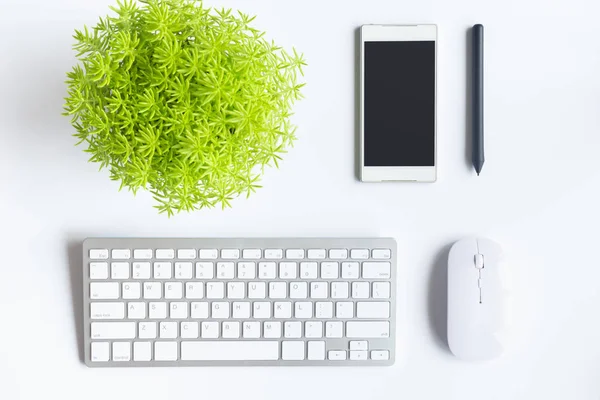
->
xmin=447 ymin=237 xmax=506 ymax=361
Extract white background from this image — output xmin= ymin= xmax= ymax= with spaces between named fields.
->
xmin=1 ymin=0 xmax=599 ymax=398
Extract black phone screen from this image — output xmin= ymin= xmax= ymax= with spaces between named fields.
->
xmin=363 ymin=41 xmax=435 ymax=167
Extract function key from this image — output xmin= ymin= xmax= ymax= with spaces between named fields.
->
xmin=133 ymin=249 xmax=152 ymax=259
xmin=264 ymin=249 xmax=283 ymax=259
xmin=242 ymin=249 xmax=262 ymax=259
xmin=221 ymin=249 xmax=240 ymax=259
xmin=307 ymin=249 xmax=326 ymax=259
xmin=112 ymin=249 xmax=131 ymax=259
xmin=372 ymin=249 xmax=391 ymax=259
xmin=350 ymin=249 xmax=369 ymax=259
xmin=177 ymin=249 xmax=196 ymax=259
xmin=156 ymin=249 xmax=175 ymax=259
xmin=89 ymin=249 xmax=109 ymax=260
xmin=199 ymin=249 xmax=218 ymax=259
xmin=286 ymin=249 xmax=305 ymax=259
xmin=329 ymin=249 xmax=348 ymax=259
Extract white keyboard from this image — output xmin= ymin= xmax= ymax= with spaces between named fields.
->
xmin=83 ymin=238 xmax=397 ymax=367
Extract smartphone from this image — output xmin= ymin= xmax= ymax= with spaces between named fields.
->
xmin=360 ymin=24 xmax=437 ymax=182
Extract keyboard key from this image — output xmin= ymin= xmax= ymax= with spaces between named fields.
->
xmin=310 ymin=282 xmax=328 ymax=298
xmin=199 ymin=249 xmax=218 ymax=259
xmin=346 ymin=321 xmax=390 ymax=338
xmin=181 ymin=341 xmax=279 ymax=361
xmin=160 ymin=322 xmax=178 ymax=338
xmin=122 ymin=282 xmax=141 ymax=299
xmin=350 ymin=340 xmax=368 ymax=351
xmin=352 ymin=282 xmax=370 ymax=298
xmin=371 ymin=350 xmax=390 ymax=360
xmin=216 ymin=262 xmax=234 ymax=279
xmin=111 ymin=262 xmax=129 ymax=279
xmin=248 ymin=282 xmax=266 ymax=299
xmin=90 ymin=302 xmax=125 ymax=319
xmin=139 ymin=322 xmax=157 ymax=339
xmin=221 ymin=249 xmax=240 ymax=259
xmin=305 ymin=321 xmax=323 ymax=338
xmin=350 ymin=249 xmax=369 ymax=259
xmin=112 ymin=342 xmax=131 ymax=361
xmin=331 ymin=282 xmax=349 ymax=298
xmin=341 ymin=262 xmax=359 ymax=279
xmin=91 ymin=322 xmax=136 ymax=339
xmin=133 ymin=342 xmax=151 ymax=361
xmin=242 ymin=249 xmax=261 ymax=259
xmin=165 ymin=282 xmax=183 ymax=299
xmin=170 ymin=302 xmax=188 ymax=319
xmin=362 ymin=262 xmax=391 ymax=279
xmin=143 ymin=282 xmax=161 ymax=299
xmin=181 ymin=322 xmax=199 ymax=338
xmin=195 ymin=262 xmax=214 ymax=279
xmin=284 ymin=321 xmax=302 ymax=338
xmin=258 ymin=262 xmax=276 ymax=279
xmin=90 ymin=262 xmax=108 ymax=279
xmin=91 ymin=342 xmax=109 ymax=361
xmin=264 ymin=249 xmax=283 ymax=259
xmin=253 ymin=302 xmax=271 ymax=318
xmin=90 ymin=282 xmax=119 ymax=299
xmin=89 ymin=249 xmax=108 ymax=260
xmin=149 ymin=302 xmax=167 ymax=319
xmin=112 ymin=249 xmax=131 ymax=259
xmin=177 ymin=249 xmax=196 ymax=259
xmin=279 ymin=262 xmax=297 ymax=279
xmin=372 ymin=249 xmax=391 ymax=259
xmin=132 ymin=262 xmax=151 ymax=279
xmin=154 ymin=342 xmax=178 ymax=361
xmin=227 ymin=282 xmax=245 ymax=299
xmin=308 ymin=341 xmax=326 ymax=360
xmin=156 ymin=249 xmax=175 ymax=259
xmin=269 ymin=282 xmax=287 ymax=299
xmin=328 ymin=350 xmax=347 ymax=360
xmin=232 ymin=302 xmax=250 ymax=318
xmin=294 ymin=302 xmax=312 ymax=318
xmin=174 ymin=262 xmax=193 ymax=279
xmin=300 ymin=262 xmax=317 ymax=279
xmin=329 ymin=249 xmax=348 ymax=259
xmin=286 ymin=249 xmax=305 ymax=259
xmin=290 ymin=282 xmax=308 ymax=298
xmin=219 ymin=321 xmax=238 ymax=338
xmin=325 ymin=321 xmax=343 ymax=338
xmin=264 ymin=321 xmax=282 ymax=338
xmin=153 ymin=262 xmax=172 ymax=279
xmin=307 ymin=249 xmax=326 ymax=259
xmin=202 ymin=322 xmax=219 ymax=338
xmin=274 ymin=302 xmax=292 ymax=318
xmin=133 ymin=249 xmax=152 ymax=259
xmin=315 ymin=302 xmax=333 ymax=318
xmin=357 ymin=302 xmax=390 ymax=319
xmin=321 ymin=262 xmax=339 ymax=279
xmin=243 ymin=321 xmax=261 ymax=338
xmin=212 ymin=301 xmax=230 ymax=318
xmin=206 ymin=282 xmax=225 ymax=299
xmin=350 ymin=350 xmax=368 ymax=360
xmin=282 ymin=341 xmax=305 ymax=360
xmin=336 ymin=302 xmax=354 ymax=318
xmin=372 ymin=282 xmax=391 ymax=299
xmin=191 ymin=302 xmax=209 ymax=318
xmin=237 ymin=262 xmax=256 ymax=279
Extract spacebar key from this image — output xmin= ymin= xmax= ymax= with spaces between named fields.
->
xmin=181 ymin=341 xmax=279 ymax=361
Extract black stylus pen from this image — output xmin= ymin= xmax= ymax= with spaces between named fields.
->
xmin=472 ymin=24 xmax=485 ymax=175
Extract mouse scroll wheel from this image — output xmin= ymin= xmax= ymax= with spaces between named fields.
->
xmin=475 ymin=254 xmax=484 ymax=269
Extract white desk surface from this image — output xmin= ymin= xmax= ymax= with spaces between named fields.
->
xmin=1 ymin=0 xmax=600 ymax=398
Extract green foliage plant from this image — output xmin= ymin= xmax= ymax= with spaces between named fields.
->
xmin=64 ymin=0 xmax=306 ymax=215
